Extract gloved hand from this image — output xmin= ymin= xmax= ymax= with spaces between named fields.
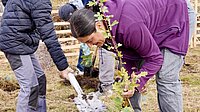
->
xmin=60 ymin=66 xmax=74 ymax=79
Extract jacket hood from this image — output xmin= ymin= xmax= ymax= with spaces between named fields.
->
xmin=105 ymin=0 xmax=125 ymax=36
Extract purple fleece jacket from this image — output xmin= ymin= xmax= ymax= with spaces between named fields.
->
xmin=105 ymin=0 xmax=189 ymax=91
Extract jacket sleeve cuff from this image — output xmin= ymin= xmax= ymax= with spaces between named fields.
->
xmin=57 ymin=62 xmax=69 ymax=71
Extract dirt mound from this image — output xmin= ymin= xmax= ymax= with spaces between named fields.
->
xmin=76 ymin=75 xmax=99 ymax=90
xmin=63 ymin=75 xmax=99 ymax=91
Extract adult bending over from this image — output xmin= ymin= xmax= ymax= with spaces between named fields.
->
xmin=69 ymin=0 xmax=189 ymax=111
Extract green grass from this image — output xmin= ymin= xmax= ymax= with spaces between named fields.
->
xmin=181 ymin=73 xmax=200 ymax=85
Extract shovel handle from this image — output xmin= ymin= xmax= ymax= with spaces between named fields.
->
xmin=68 ymin=73 xmax=84 ymax=95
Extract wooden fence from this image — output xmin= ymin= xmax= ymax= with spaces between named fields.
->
xmin=190 ymin=0 xmax=200 ymax=48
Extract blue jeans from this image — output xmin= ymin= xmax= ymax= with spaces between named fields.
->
xmin=156 ymin=49 xmax=184 ymax=112
xmin=186 ymin=0 xmax=196 ymax=41
xmin=77 ymin=43 xmax=90 ymax=71
xmin=77 ymin=49 xmax=84 ymax=71
xmin=98 ymin=48 xmax=115 ymax=91
xmin=129 ymin=49 xmax=184 ymax=112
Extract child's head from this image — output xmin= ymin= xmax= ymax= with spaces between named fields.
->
xmin=59 ymin=4 xmax=77 ymax=21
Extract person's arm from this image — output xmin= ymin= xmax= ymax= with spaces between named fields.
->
xmin=124 ymin=22 xmax=163 ymax=92
xmin=30 ymin=0 xmax=69 ymax=71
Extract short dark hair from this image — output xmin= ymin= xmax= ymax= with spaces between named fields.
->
xmin=70 ymin=9 xmax=96 ymax=38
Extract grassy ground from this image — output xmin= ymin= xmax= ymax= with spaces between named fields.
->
xmin=51 ymin=0 xmax=67 ymax=10
xmin=0 ymin=46 xmax=200 ymax=112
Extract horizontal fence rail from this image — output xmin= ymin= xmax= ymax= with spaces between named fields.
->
xmin=190 ymin=0 xmax=200 ymax=47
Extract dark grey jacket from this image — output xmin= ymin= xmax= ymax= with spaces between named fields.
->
xmin=0 ymin=0 xmax=68 ymax=71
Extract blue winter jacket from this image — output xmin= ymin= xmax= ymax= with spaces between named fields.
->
xmin=0 ymin=0 xmax=68 ymax=71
